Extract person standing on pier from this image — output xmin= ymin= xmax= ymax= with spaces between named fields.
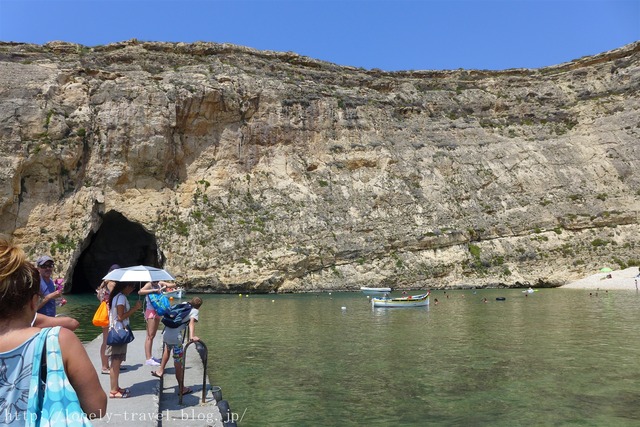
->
xmin=107 ymin=281 xmax=142 ymax=398
xmin=35 ymin=255 xmax=63 ymax=316
xmin=151 ymin=297 xmax=203 ymax=395
xmin=96 ymin=264 xmax=119 ymax=374
xmin=0 ymin=239 xmax=106 ymax=423
xmin=138 ymin=280 xmax=176 ymax=366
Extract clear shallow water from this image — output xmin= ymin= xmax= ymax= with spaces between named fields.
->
xmin=61 ymin=289 xmax=640 ymax=426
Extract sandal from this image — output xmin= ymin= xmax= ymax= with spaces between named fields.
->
xmin=101 ymin=368 xmax=110 ymax=375
xmin=151 ymin=371 xmax=163 ymax=378
xmin=179 ymin=387 xmax=193 ymax=394
xmin=118 ymin=387 xmax=130 ymax=394
xmin=109 ymin=389 xmax=130 ymax=399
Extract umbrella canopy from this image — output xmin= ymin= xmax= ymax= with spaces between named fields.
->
xmin=600 ymin=267 xmax=613 ymax=273
xmin=102 ymin=265 xmax=175 ymax=282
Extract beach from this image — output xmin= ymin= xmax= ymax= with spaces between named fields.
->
xmin=561 ymin=266 xmax=640 ymax=290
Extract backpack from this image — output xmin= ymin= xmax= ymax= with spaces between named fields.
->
xmin=148 ymin=293 xmax=171 ymax=316
xmin=161 ymin=302 xmax=193 ymax=328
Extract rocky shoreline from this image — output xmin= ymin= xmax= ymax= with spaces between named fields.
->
xmin=178 ymin=269 xmax=640 ymax=293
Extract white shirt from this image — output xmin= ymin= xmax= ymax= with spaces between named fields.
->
xmin=163 ymin=308 xmax=199 ymax=345
xmin=109 ymin=293 xmax=130 ymax=332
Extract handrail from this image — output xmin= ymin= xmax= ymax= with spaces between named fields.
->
xmin=180 ymin=339 xmax=209 ymax=405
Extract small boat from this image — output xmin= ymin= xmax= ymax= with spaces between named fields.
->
xmin=164 ymin=288 xmax=186 ymax=298
xmin=371 ymin=292 xmax=430 ymax=308
xmin=360 ymin=286 xmax=392 ymax=296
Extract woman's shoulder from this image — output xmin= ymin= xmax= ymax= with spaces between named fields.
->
xmin=56 ymin=325 xmax=81 ymax=343
xmin=0 ymin=328 xmax=42 ymax=353
xmin=56 ymin=326 xmax=91 ymax=363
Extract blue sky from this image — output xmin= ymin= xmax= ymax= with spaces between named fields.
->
xmin=0 ymin=0 xmax=638 ymax=71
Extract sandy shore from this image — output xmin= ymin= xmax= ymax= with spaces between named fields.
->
xmin=561 ymin=266 xmax=640 ymax=290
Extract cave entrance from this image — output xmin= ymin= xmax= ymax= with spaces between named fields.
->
xmin=70 ymin=210 xmax=165 ymax=294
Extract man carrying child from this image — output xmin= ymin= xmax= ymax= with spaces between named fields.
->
xmin=150 ymin=297 xmax=203 ymax=395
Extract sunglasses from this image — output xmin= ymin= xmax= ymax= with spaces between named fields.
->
xmin=40 ymin=263 xmax=55 ymax=268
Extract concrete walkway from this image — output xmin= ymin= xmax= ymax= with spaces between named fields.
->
xmin=83 ymin=330 xmax=227 ymax=426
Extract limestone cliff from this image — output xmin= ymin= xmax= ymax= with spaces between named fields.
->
xmin=0 ymin=40 xmax=638 ymax=293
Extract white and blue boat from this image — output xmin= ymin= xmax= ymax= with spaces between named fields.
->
xmin=360 ymin=286 xmax=392 ymax=296
xmin=164 ymin=287 xmax=186 ymax=298
xmin=371 ymin=292 xmax=430 ymax=308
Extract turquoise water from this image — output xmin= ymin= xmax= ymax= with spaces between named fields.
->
xmin=61 ymin=289 xmax=640 ymax=426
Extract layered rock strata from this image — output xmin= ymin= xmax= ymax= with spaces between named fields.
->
xmin=0 ymin=40 xmax=638 ymax=292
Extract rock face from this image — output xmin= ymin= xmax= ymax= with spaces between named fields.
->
xmin=0 ymin=40 xmax=638 ymax=293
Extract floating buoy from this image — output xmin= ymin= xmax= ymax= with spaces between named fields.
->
xmin=272 ymin=300 xmax=275 ymax=303
xmin=169 ymin=296 xmax=174 ymax=301
xmin=341 ymin=306 xmax=347 ymax=311
xmin=239 ymin=294 xmax=242 ymax=298
xmin=496 ymin=297 xmax=506 ymax=301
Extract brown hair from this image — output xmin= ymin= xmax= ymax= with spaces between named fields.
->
xmin=108 ymin=281 xmax=135 ymax=309
xmin=0 ymin=239 xmax=41 ymax=316
xmin=189 ymin=296 xmax=203 ymax=309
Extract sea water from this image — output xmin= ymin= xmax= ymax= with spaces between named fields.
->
xmin=61 ymin=289 xmax=640 ymax=426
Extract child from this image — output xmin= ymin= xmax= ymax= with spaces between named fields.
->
xmin=150 ymin=297 xmax=202 ymax=395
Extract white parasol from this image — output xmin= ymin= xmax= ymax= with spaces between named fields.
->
xmin=102 ymin=265 xmax=175 ymax=282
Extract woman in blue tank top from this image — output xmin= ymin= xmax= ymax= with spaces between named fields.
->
xmin=0 ymin=239 xmax=107 ymax=424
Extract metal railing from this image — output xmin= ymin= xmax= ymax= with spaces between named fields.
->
xmin=180 ymin=339 xmax=209 ymax=405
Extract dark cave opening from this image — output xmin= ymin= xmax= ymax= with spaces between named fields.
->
xmin=70 ymin=210 xmax=165 ymax=294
